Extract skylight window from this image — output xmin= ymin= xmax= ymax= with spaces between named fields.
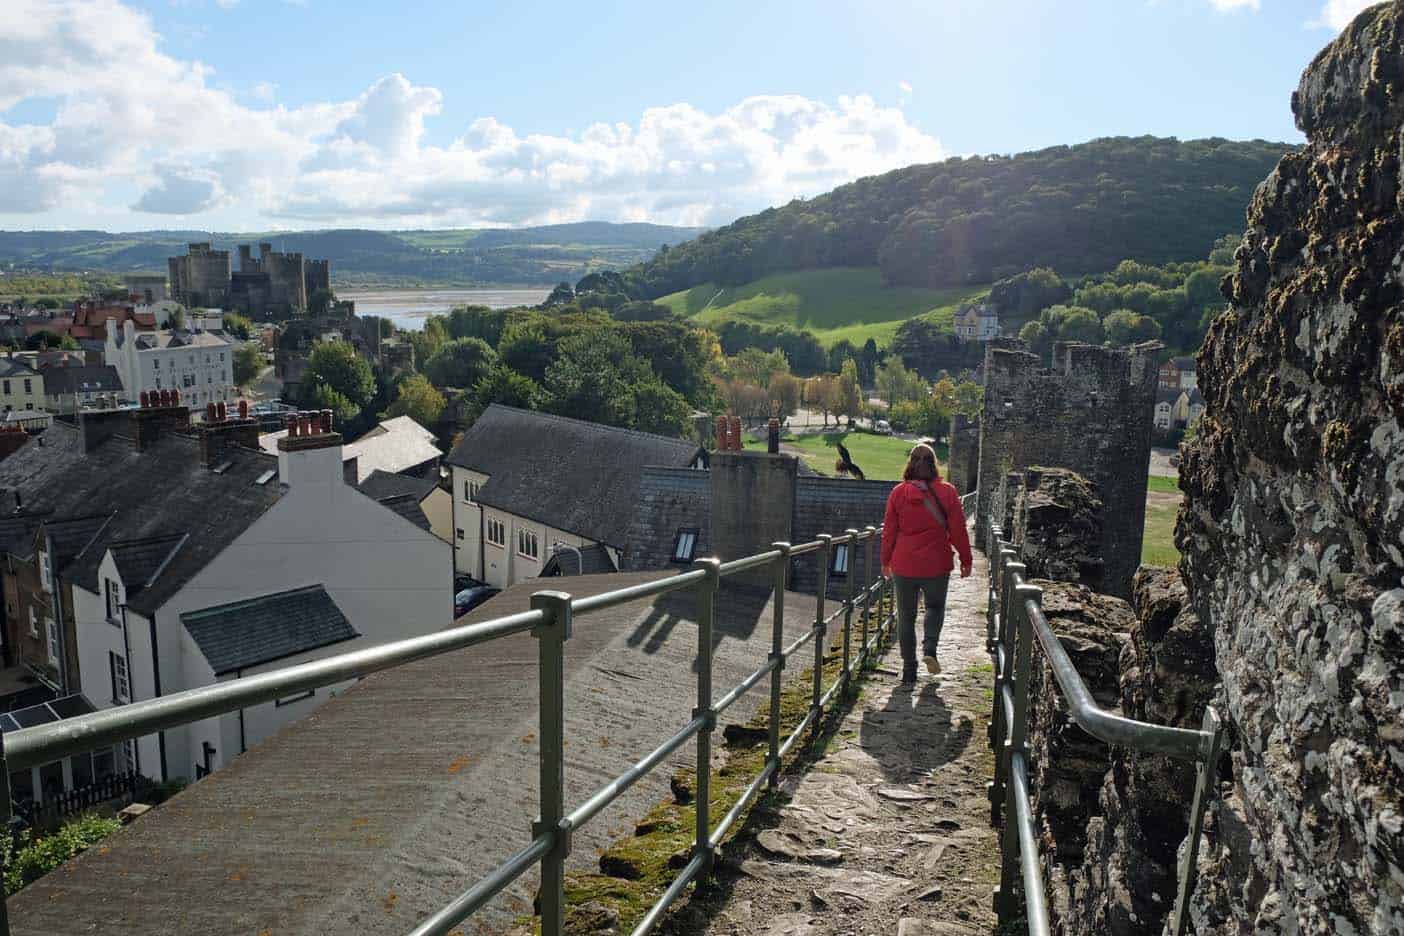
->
xmin=254 ymin=469 xmax=275 ymax=485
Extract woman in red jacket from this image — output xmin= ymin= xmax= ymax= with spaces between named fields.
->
xmin=880 ymin=443 xmax=973 ymax=685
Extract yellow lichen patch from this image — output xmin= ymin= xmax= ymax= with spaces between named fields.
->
xmin=383 ymin=890 xmax=398 ymax=912
xmin=448 ymin=754 xmax=472 ymax=773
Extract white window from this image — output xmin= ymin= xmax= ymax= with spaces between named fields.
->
xmin=46 ymin=617 xmax=60 ymax=666
xmin=110 ymin=651 xmax=129 ymax=701
xmin=462 ymin=479 xmax=475 ymax=502
xmin=672 ymin=529 xmax=698 ymax=564
xmin=831 ymin=543 xmax=850 ymax=577
xmin=22 ymin=378 xmax=30 ymax=394
xmin=105 ymin=579 xmax=121 ymax=622
xmin=517 ymin=528 xmax=539 ymax=560
xmin=486 ymin=518 xmax=506 ymax=548
xmin=38 ymin=548 xmax=51 ymax=592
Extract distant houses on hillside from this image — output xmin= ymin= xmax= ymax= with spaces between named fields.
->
xmin=953 ymin=304 xmax=1000 ymax=341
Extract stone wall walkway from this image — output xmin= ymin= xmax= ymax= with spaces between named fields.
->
xmin=668 ymin=548 xmax=999 ymax=936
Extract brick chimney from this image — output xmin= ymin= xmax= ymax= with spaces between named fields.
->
xmin=131 ymin=387 xmax=191 ymax=452
xmin=199 ymin=399 xmax=261 ymax=467
xmin=276 ymin=409 xmax=344 ymax=488
xmin=80 ymin=406 xmax=133 ymax=453
xmin=714 ymin=415 xmax=728 ymax=452
xmin=727 ymin=416 xmax=742 ymax=451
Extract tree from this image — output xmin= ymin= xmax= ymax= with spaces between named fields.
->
xmin=223 ymin=312 xmax=253 ymax=340
xmin=464 ymin=365 xmax=544 ymax=424
xmin=300 ymin=340 xmax=375 ymax=412
xmin=33 ymin=298 xmax=59 ymax=310
xmin=1102 ymin=309 xmax=1162 ymax=346
xmin=308 ymin=288 xmax=336 ymax=318
xmin=805 ymin=375 xmax=840 ymax=427
xmin=875 ymin=358 xmax=928 ymax=407
xmin=309 ymin=383 xmax=358 ymax=424
xmin=718 ymin=379 xmax=770 ymax=424
xmin=385 ymin=374 xmax=446 ymax=426
xmin=837 ymin=360 xmax=863 ymax=423
xmin=728 ymin=348 xmax=789 ymax=387
xmin=953 ymin=379 xmax=983 ymax=416
xmin=543 ymin=329 xmax=687 ymax=434
xmin=498 ymin=319 xmax=555 ymax=383
xmin=233 ymin=344 xmax=262 ymax=387
xmin=423 ymin=337 xmax=498 ymax=389
xmin=768 ymin=372 xmax=803 ymax=420
xmin=24 ymin=331 xmax=71 ymax=351
xmin=542 ymin=282 xmax=575 ymax=308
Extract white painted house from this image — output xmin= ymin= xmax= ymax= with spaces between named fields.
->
xmin=953 ymin=304 xmax=1000 ymax=341
xmin=105 ymin=319 xmax=237 ymax=408
xmin=447 ymin=405 xmax=705 ymax=589
xmin=0 ymin=401 xmax=452 ymax=788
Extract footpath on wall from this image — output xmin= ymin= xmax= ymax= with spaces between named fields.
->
xmin=667 ymin=547 xmax=1000 ymax=936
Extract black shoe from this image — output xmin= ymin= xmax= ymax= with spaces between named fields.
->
xmin=899 ymin=671 xmax=917 ymax=686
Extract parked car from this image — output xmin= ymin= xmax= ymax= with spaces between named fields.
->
xmin=454 ymin=585 xmax=499 ymax=618
xmin=874 ymin=419 xmax=892 ymax=435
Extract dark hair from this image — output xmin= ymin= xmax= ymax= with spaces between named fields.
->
xmin=902 ymin=443 xmax=940 ymax=481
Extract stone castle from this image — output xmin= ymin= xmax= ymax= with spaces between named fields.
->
xmin=168 ymin=242 xmax=331 ymax=318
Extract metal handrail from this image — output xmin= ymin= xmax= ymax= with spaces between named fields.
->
xmin=0 ymin=524 xmax=893 ymax=936
xmin=983 ymin=517 xmax=1224 ymax=936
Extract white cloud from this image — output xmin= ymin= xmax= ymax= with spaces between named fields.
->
xmin=899 ymin=80 xmax=913 ymax=94
xmin=0 ymin=0 xmax=946 ymax=228
xmin=1315 ymin=0 xmax=1376 ymax=30
xmin=1207 ymin=0 xmax=1259 ymax=11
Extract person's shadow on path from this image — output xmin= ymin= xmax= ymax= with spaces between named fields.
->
xmin=858 ymin=679 xmax=974 ymax=782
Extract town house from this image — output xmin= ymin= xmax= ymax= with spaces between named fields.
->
xmin=105 ymin=319 xmax=237 ymax=408
xmin=447 ymin=405 xmax=706 ymax=589
xmin=0 ymin=398 xmax=451 ymax=809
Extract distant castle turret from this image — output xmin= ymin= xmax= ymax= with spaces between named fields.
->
xmin=169 ymin=242 xmax=331 ymax=318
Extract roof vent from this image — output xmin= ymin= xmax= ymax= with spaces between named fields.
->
xmin=211 ymin=460 xmax=233 ymax=475
xmin=254 ymin=469 xmax=275 ymax=485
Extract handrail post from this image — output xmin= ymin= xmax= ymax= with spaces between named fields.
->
xmin=811 ymin=535 xmax=832 ymax=739
xmin=530 ymin=590 xmax=573 ymax=936
xmin=691 ymin=558 xmax=721 ymax=872
xmin=995 ymin=581 xmax=1039 ymax=922
xmin=842 ymin=529 xmax=858 ymax=694
xmin=986 ymin=520 xmax=1000 ymax=654
xmin=860 ymin=525 xmax=876 ymax=668
xmin=1170 ymin=706 xmax=1225 ymax=936
xmin=766 ymin=544 xmax=791 ymax=787
xmin=988 ymin=552 xmax=1023 ymax=826
xmin=0 ymin=731 xmax=11 ymax=936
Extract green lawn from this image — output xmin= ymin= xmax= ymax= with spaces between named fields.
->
xmin=659 ymin=267 xmax=989 ymax=348
xmin=1141 ymin=494 xmax=1181 ymax=568
xmin=1147 ymin=475 xmax=1180 ymax=494
xmin=744 ymin=430 xmax=946 ymax=482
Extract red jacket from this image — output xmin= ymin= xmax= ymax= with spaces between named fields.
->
xmin=880 ymin=478 xmax=974 ymax=578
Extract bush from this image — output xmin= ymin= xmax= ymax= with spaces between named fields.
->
xmin=4 ymin=812 xmax=121 ymax=895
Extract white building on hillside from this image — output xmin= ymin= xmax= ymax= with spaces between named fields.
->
xmin=953 ymin=304 xmax=1000 ymax=341
xmin=105 ymin=319 xmax=237 ymax=408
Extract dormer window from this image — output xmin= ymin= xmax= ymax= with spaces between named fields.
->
xmin=671 ymin=529 xmax=698 ymax=564
xmin=105 ymin=578 xmax=121 ymax=623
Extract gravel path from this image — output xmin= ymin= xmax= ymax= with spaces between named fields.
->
xmin=669 ymin=547 xmax=1000 ymax=936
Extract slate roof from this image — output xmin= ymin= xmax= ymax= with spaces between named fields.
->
xmin=446 ymin=405 xmax=704 ymax=549
xmin=0 ymin=419 xmax=283 ymax=616
xmin=342 ymin=417 xmax=442 ymax=482
xmin=1155 ymin=386 xmax=1180 ymax=405
xmin=42 ymin=365 xmax=123 ymax=395
xmin=119 ymin=329 xmax=234 ymax=350
xmin=109 ymin=534 xmax=187 ymax=597
xmin=355 ymin=470 xmax=438 ymax=533
xmin=0 ymin=358 xmax=39 ymax=379
xmin=622 ymin=467 xmax=710 ymax=572
xmin=181 ymin=584 xmax=358 ymax=676
xmin=1171 ymin=356 xmax=1197 ymax=371
xmin=540 ymin=542 xmax=617 ymax=577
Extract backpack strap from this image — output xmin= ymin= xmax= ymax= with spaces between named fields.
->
xmin=912 ymin=481 xmax=949 ymax=531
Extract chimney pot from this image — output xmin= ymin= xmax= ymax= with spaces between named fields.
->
xmin=298 ymin=413 xmax=313 ymax=437
xmin=205 ymin=402 xmax=217 ymax=423
xmin=139 ymin=390 xmax=149 ymax=408
xmin=238 ymin=399 xmax=249 ymax=420
xmin=767 ymin=417 xmax=780 ymax=454
xmin=320 ymin=409 xmax=333 ymax=434
xmin=216 ymin=400 xmax=227 ymax=422
xmin=715 ymin=415 xmax=728 ymax=452
xmin=285 ymin=414 xmax=298 ymax=437
xmin=728 ymin=416 xmax=742 ymax=452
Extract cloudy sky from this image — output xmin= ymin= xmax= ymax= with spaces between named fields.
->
xmin=0 ymin=0 xmax=1378 ymax=232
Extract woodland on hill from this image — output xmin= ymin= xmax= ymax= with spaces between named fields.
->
xmin=623 ymin=136 xmax=1291 ymax=296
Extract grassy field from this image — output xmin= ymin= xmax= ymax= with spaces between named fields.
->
xmin=1146 ymin=475 xmax=1180 ymax=494
xmin=659 ymin=267 xmax=989 ymax=348
xmin=744 ymin=430 xmax=947 ymax=482
xmin=1142 ymin=491 xmax=1182 ymax=568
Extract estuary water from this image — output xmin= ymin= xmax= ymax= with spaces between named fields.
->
xmin=337 ymin=287 xmax=551 ymax=329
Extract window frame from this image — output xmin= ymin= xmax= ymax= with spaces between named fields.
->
xmin=110 ymin=651 xmax=129 ymax=702
xmin=105 ymin=578 xmax=121 ymax=623
xmin=671 ymin=528 xmax=699 ymax=564
xmin=517 ymin=527 xmax=539 ymax=561
xmin=486 ymin=517 xmax=506 ymax=548
xmin=830 ymin=542 xmax=850 ymax=577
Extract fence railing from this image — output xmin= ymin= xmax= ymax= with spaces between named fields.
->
xmin=12 ymin=771 xmax=141 ymax=831
xmin=983 ymin=517 xmax=1225 ymax=936
xmin=0 ymin=525 xmax=893 ymax=936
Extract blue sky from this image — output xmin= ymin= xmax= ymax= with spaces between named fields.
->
xmin=0 ymin=0 xmax=1376 ymax=231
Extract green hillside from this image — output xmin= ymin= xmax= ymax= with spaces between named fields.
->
xmin=627 ymin=136 xmax=1293 ymax=297
xmin=659 ymin=267 xmax=987 ymax=347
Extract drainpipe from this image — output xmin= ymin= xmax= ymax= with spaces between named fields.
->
xmin=143 ymin=610 xmax=167 ymax=782
xmin=117 ymin=603 xmax=140 ymax=777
